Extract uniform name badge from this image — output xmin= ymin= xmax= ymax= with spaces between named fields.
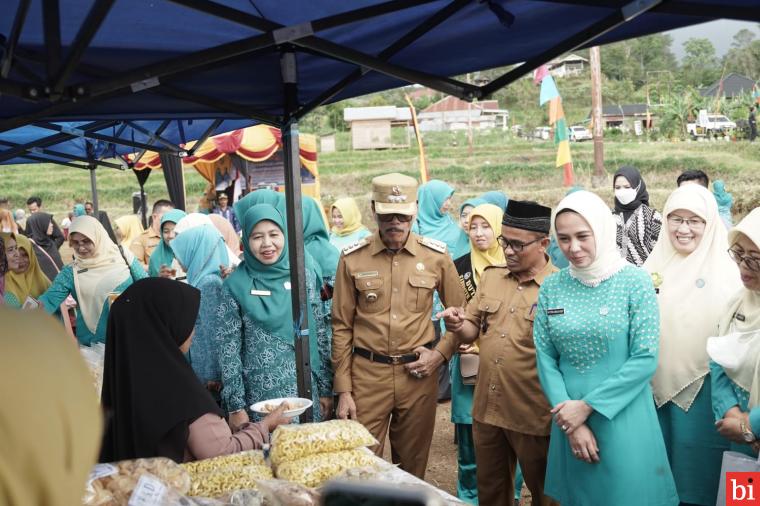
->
xmin=547 ymin=308 xmax=565 ymax=316
xmin=250 ymin=289 xmax=272 ymax=296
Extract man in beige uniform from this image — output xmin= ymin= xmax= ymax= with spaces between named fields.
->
xmin=129 ymin=199 xmax=174 ymax=267
xmin=441 ymin=200 xmax=559 ymax=506
xmin=332 ymin=173 xmax=465 ymax=479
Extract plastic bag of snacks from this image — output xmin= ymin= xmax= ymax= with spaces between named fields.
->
xmin=187 ymin=465 xmax=273 ymax=498
xmin=83 ymin=458 xmax=191 ymax=505
xmin=256 ymin=479 xmax=320 ymax=506
xmin=79 ymin=343 xmax=105 ymax=398
xmin=275 ymin=449 xmax=378 ymax=488
xmin=181 ymin=450 xmax=267 ymax=475
xmin=269 ymin=420 xmax=376 ymax=466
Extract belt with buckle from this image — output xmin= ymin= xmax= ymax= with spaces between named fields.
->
xmin=353 ymin=343 xmax=433 ymax=365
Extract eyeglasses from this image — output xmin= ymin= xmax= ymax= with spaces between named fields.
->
xmin=667 ymin=216 xmax=706 ymax=229
xmin=377 ymin=213 xmax=414 ymax=223
xmin=497 ymin=236 xmax=543 ymax=252
xmin=728 ymin=248 xmax=760 ymax=272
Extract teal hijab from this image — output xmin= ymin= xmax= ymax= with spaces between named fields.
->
xmin=170 ymin=224 xmax=229 ymax=287
xmin=73 ymin=204 xmax=86 ymax=217
xmin=459 ymin=197 xmax=487 ymax=216
xmin=414 ymin=180 xmax=470 ymax=259
xmin=302 ymin=197 xmax=339 ymax=279
xmin=148 ymin=209 xmax=187 ymax=277
xmin=234 ymin=189 xmax=285 ymax=222
xmin=480 ymin=191 xmax=509 ymax=212
xmin=224 ymin=204 xmax=319 ymax=344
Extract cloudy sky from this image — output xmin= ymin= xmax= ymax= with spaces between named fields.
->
xmin=666 ymin=20 xmax=759 ymax=60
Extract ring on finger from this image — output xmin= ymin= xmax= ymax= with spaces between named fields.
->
xmin=562 ymin=424 xmax=568 ymax=431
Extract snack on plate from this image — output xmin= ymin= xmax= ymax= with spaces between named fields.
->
xmin=83 ymin=457 xmax=191 ymax=505
xmin=270 ymin=420 xmax=377 ymax=466
xmin=259 ymin=399 xmax=308 ymax=414
xmin=275 ymin=449 xmax=378 ymax=488
xmin=181 ymin=450 xmax=267 ymax=475
xmin=187 ymin=465 xmax=273 ymax=498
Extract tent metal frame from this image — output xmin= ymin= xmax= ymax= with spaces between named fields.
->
xmin=2 ymin=0 xmax=758 ymax=421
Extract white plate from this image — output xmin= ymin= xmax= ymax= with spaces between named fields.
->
xmin=251 ymin=397 xmax=313 ymax=417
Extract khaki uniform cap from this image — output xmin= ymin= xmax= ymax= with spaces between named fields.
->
xmin=372 ymin=173 xmax=418 ymax=215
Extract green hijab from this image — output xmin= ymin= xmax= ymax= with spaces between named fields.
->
xmin=414 ymin=180 xmax=470 ymax=259
xmin=148 ymin=209 xmax=187 ymax=277
xmin=224 ymin=204 xmax=319 ymax=345
xmin=302 ymin=197 xmax=340 ymax=280
xmin=233 ymin=189 xmax=285 ymax=222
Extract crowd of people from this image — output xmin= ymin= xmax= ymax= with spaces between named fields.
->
xmin=0 ymin=165 xmax=757 ymax=506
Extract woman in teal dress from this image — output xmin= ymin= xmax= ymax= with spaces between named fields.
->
xmin=644 ymin=184 xmax=741 ymax=506
xmin=329 ymin=197 xmax=371 ymax=250
xmin=216 ymin=204 xmax=333 ymax=430
xmin=535 ymin=190 xmax=678 ymax=506
xmin=148 ymin=209 xmax=187 ymax=278
xmin=451 ymin=203 xmax=505 ymax=504
xmin=414 ymin=180 xmax=470 ymax=259
xmin=170 ymin=223 xmax=229 ymax=392
xmin=710 ymin=207 xmax=760 ymax=457
xmin=38 ymin=216 xmax=146 ymax=346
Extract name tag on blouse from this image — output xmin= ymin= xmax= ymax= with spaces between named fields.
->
xmin=77 ymin=268 xmax=89 ymax=274
xmin=735 ymin=312 xmax=746 ymax=322
xmin=547 ymin=308 xmax=565 ymax=316
xmin=250 ymin=289 xmax=272 ymax=296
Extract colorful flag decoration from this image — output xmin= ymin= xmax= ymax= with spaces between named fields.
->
xmin=405 ymin=94 xmax=429 ymax=183
xmin=534 ymin=65 xmax=574 ymax=186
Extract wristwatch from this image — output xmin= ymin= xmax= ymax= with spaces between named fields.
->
xmin=740 ymin=419 xmax=757 ymax=443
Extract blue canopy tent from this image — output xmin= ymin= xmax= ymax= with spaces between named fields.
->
xmin=2 ymin=0 xmax=757 ymax=420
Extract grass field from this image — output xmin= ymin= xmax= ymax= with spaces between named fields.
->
xmin=2 ymin=130 xmax=759 ymax=225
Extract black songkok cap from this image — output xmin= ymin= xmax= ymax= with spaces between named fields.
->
xmin=502 ymin=200 xmax=552 ymax=233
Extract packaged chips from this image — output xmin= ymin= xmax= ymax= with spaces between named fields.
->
xmin=269 ymin=420 xmax=376 ymax=466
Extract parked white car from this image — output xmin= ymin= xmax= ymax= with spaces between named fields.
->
xmin=533 ymin=126 xmax=551 ymax=140
xmin=568 ymin=125 xmax=592 ymax=141
xmin=687 ymin=110 xmax=737 ymax=138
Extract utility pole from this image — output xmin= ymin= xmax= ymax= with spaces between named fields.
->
xmin=467 ymin=73 xmax=473 ymax=156
xmin=590 ymin=46 xmax=605 ymax=187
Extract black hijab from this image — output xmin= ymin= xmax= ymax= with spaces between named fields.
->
xmin=25 ymin=212 xmax=63 ymax=275
xmin=613 ymin=165 xmax=650 ymax=221
xmin=99 ymin=277 xmax=223 ymax=463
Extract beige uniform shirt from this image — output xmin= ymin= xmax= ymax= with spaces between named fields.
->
xmin=129 ymin=228 xmax=161 ymax=267
xmin=465 ymin=260 xmax=557 ymax=436
xmin=332 ymin=232 xmax=466 ymax=393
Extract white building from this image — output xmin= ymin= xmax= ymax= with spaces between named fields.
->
xmin=417 ymin=96 xmax=509 ymax=132
xmin=343 ymin=106 xmax=412 ymax=150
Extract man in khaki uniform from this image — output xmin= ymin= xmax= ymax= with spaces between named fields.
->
xmin=129 ymin=199 xmax=174 ymax=267
xmin=441 ymin=200 xmax=559 ymax=506
xmin=332 ymin=173 xmax=465 ymax=479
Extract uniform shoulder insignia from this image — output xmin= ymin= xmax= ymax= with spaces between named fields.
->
xmin=418 ymin=236 xmax=447 ymax=253
xmin=342 ymin=238 xmax=370 ymax=255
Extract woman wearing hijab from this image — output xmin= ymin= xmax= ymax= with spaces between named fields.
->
xmin=208 ymin=213 xmax=242 ymax=258
xmin=73 ymin=203 xmax=86 ymax=217
xmin=24 ymin=211 xmax=64 ymax=280
xmin=535 ymin=190 xmax=677 ymax=506
xmin=1 ymin=233 xmax=50 ymax=308
xmin=713 ymin=179 xmax=734 ymax=228
xmin=480 ymin=191 xmax=508 ymax=213
xmin=415 ymin=180 xmax=470 ymax=259
xmin=303 ymin=197 xmax=340 ymax=284
xmin=329 ymin=197 xmax=371 ymax=250
xmin=114 ymin=214 xmax=144 ymax=249
xmin=175 ymin=213 xmax=241 ymax=268
xmin=451 ymin=203 xmax=505 ymax=504
xmin=100 ymin=277 xmax=289 ymax=463
xmin=170 ymin=224 xmax=229 ymax=395
xmin=217 ymin=204 xmax=334 ymax=430
xmin=0 ymin=307 xmax=102 ymax=505
xmin=38 ymin=216 xmax=147 ymax=346
xmin=148 ymin=209 xmax=187 ymax=278
xmin=709 ymin=208 xmax=760 ymax=457
xmin=458 ymin=197 xmax=486 ymax=231
xmin=644 ymin=184 xmax=741 ymax=505
xmin=0 ymin=208 xmax=18 ymax=234
xmin=612 ymin=166 xmax=662 ymax=266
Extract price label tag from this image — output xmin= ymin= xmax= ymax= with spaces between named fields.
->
xmin=127 ymin=474 xmax=167 ymax=506
xmin=87 ymin=463 xmax=117 ymax=484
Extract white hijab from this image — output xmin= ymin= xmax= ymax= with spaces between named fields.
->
xmin=175 ymin=213 xmax=240 ymax=267
xmin=708 ymin=208 xmax=760 ymax=408
xmin=552 ymin=190 xmax=627 ymax=287
xmin=69 ymin=216 xmax=134 ymax=334
xmin=644 ymin=184 xmax=741 ymax=410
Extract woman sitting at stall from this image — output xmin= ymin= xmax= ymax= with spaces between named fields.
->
xmin=100 ymin=277 xmax=290 ymax=463
xmin=710 ymin=207 xmax=760 ymax=455
xmin=217 ymin=204 xmax=334 ymax=430
xmin=38 ymin=216 xmax=146 ymax=346
xmin=148 ymin=209 xmax=187 ymax=279
xmin=170 ymin=224 xmax=229 ymax=396
xmin=329 ymin=197 xmax=371 ymax=250
xmin=1 ymin=232 xmax=50 ymax=308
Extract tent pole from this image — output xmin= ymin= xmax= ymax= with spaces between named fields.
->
xmin=89 ymin=167 xmax=99 ymax=215
xmin=281 ymin=50 xmax=314 ymax=422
